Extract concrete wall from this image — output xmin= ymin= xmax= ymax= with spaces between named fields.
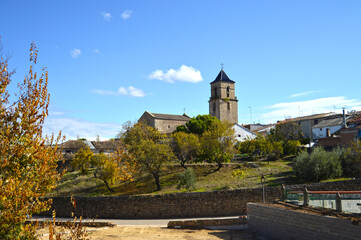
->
xmin=247 ymin=203 xmax=361 ymax=240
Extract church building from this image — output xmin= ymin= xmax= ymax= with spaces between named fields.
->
xmin=209 ymin=69 xmax=238 ymax=124
xmin=138 ymin=68 xmax=256 ymax=141
xmin=138 ymin=111 xmax=191 ymax=134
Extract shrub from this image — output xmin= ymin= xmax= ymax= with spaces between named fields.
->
xmin=231 ymin=169 xmax=245 ymax=179
xmin=293 ymin=147 xmax=342 ymax=181
xmin=283 ymin=140 xmax=301 ymax=156
xmin=341 ymin=141 xmax=361 ymax=177
xmin=177 ymin=168 xmax=196 ymax=191
xmin=71 ymin=147 xmax=93 ymax=174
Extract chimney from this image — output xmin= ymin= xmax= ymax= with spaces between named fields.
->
xmin=342 ymin=108 xmax=347 ymax=128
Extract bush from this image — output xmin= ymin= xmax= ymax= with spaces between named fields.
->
xmin=231 ymin=169 xmax=245 ymax=179
xmin=177 ymin=168 xmax=196 ymax=191
xmin=341 ymin=141 xmax=361 ymax=177
xmin=71 ymin=147 xmax=93 ymax=174
xmin=293 ymin=147 xmax=342 ymax=181
xmin=283 ymin=140 xmax=301 ymax=156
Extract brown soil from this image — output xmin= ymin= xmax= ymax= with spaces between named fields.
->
xmin=270 ymin=201 xmax=361 ymax=223
xmin=37 ymin=226 xmax=258 ymax=240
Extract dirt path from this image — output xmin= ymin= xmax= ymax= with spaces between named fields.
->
xmin=38 ymin=225 xmax=259 ymax=240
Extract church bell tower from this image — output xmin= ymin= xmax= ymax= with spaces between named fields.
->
xmin=208 ymin=69 xmax=238 ymax=124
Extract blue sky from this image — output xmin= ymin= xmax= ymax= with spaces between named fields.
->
xmin=1 ymin=0 xmax=361 ymax=140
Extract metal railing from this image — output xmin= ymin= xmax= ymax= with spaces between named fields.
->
xmin=281 ymin=185 xmax=361 ymax=213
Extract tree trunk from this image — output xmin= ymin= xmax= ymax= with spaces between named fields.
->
xmin=94 ymin=170 xmax=113 ymax=192
xmin=215 ymin=162 xmax=223 ymax=171
xmin=152 ymin=173 xmax=162 ymax=191
xmin=180 ymin=161 xmax=187 ymax=169
xmin=102 ymin=179 xmax=113 ymax=192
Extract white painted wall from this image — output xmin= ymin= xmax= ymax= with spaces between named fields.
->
xmin=233 ymin=124 xmax=256 ymax=142
xmin=312 ymin=125 xmax=341 ymax=139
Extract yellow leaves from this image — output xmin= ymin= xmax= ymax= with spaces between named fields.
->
xmin=0 ymin=40 xmax=62 ymax=238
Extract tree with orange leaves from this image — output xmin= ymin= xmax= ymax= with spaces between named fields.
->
xmin=93 ymin=145 xmax=137 ymax=192
xmin=0 ymin=41 xmax=63 ymax=239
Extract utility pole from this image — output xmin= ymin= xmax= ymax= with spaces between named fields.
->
xmin=248 ymin=106 xmax=252 ymax=124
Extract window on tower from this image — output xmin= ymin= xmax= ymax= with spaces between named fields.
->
xmin=227 ymin=102 xmax=230 ymax=110
xmin=213 ymin=102 xmax=216 ymax=112
xmin=214 ymin=87 xmax=218 ymax=98
xmin=226 ymin=86 xmax=230 ymax=98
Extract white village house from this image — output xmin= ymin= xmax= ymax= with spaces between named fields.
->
xmin=233 ymin=124 xmax=256 ymax=142
xmin=312 ymin=115 xmax=349 ymax=140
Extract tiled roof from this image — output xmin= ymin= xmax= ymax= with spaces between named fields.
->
xmin=279 ymin=112 xmax=338 ymax=123
xmin=91 ymin=141 xmax=118 ymax=150
xmin=348 ymin=111 xmax=361 ymax=124
xmin=150 ymin=113 xmax=191 ymax=121
xmin=210 ymin=70 xmax=235 ymax=84
xmin=312 ymin=117 xmax=346 ymax=128
xmin=59 ymin=140 xmax=94 ymax=150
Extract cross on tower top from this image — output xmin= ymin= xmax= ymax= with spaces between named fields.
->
xmin=220 ymin=63 xmax=224 ymax=70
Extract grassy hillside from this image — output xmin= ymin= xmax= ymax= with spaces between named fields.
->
xmin=49 ymin=158 xmax=299 ymax=197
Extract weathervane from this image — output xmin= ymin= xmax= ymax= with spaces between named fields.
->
xmin=220 ymin=63 xmax=224 ymax=70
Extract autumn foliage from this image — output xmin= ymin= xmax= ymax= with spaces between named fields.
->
xmin=0 ymin=42 xmax=63 ymax=239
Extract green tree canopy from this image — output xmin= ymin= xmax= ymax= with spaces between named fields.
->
xmin=93 ymin=147 xmax=137 ymax=192
xmin=71 ymin=146 xmax=93 ymax=174
xmin=293 ymin=147 xmax=342 ymax=181
xmin=171 ymin=131 xmax=200 ymax=169
xmin=269 ymin=122 xmax=303 ymax=142
xmin=197 ymin=120 xmax=236 ymax=171
xmin=176 ymin=114 xmax=219 ymax=134
xmin=123 ymin=122 xmax=174 ymax=191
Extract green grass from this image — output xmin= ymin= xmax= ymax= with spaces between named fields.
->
xmin=50 ymin=158 xmax=300 ymax=197
xmin=320 ymin=177 xmax=354 ymax=183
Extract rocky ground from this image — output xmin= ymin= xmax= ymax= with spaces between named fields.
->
xmin=270 ymin=201 xmax=361 ymax=224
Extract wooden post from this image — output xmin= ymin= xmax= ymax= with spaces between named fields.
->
xmin=336 ymin=192 xmax=342 ymax=212
xmin=303 ymin=187 xmax=309 ymax=206
xmin=281 ymin=184 xmax=286 ymax=201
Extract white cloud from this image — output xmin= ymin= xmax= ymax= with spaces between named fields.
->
xmin=43 ymin=117 xmax=122 ymax=140
xmin=49 ymin=111 xmax=65 ymax=116
xmin=261 ymin=96 xmax=361 ymax=123
xmin=121 ymin=10 xmax=133 ymax=19
xmin=289 ymin=90 xmax=325 ymax=98
xmin=118 ymin=87 xmax=128 ymax=95
xmin=126 ymin=86 xmax=145 ymax=97
xmin=148 ymin=65 xmax=203 ymax=83
xmin=101 ymin=12 xmax=112 ymax=21
xmin=92 ymin=89 xmax=117 ymax=96
xmin=92 ymin=86 xmax=146 ymax=97
xmin=94 ymin=49 xmax=100 ymax=54
xmin=70 ymin=48 xmax=82 ymax=58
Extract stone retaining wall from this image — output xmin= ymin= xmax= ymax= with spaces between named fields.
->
xmin=41 ymin=179 xmax=361 ymax=219
xmin=42 ymin=187 xmax=280 ymax=219
xmin=167 ymin=217 xmax=247 ymax=229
